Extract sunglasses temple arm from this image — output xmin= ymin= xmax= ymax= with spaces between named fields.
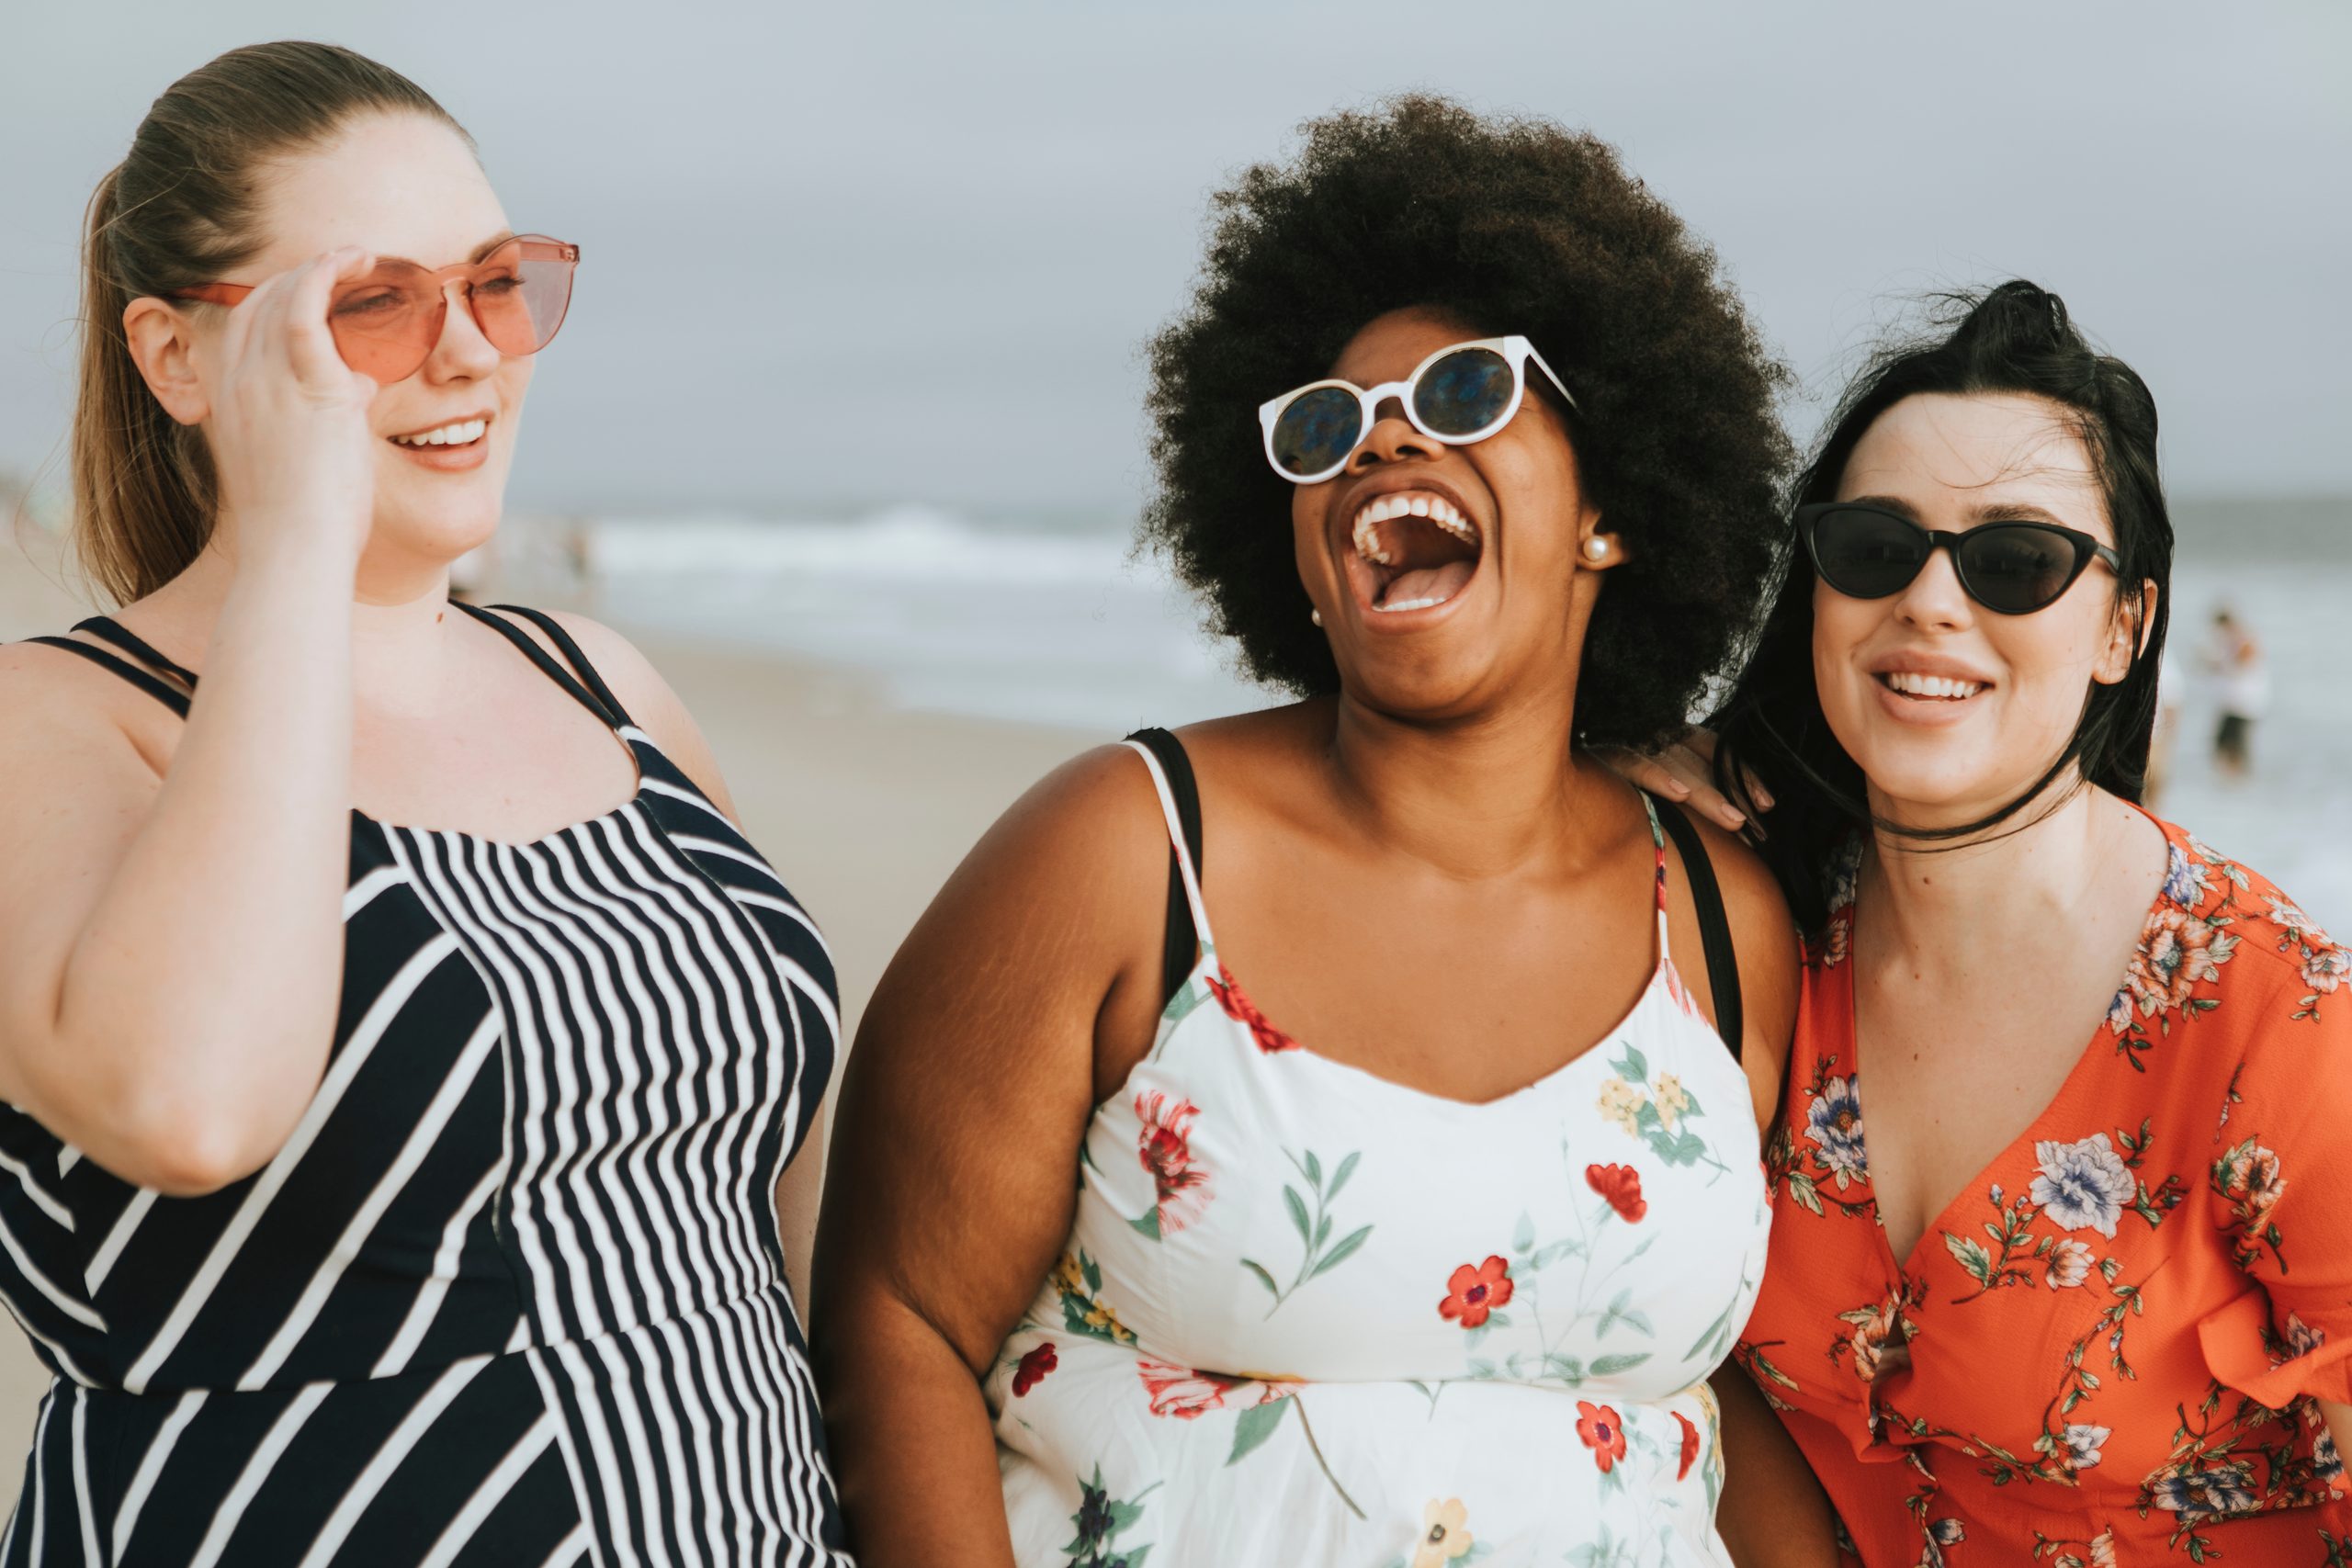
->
xmin=1521 ymin=341 xmax=1577 ymax=412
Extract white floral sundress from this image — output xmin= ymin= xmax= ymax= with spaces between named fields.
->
xmin=987 ymin=740 xmax=1772 ymax=1567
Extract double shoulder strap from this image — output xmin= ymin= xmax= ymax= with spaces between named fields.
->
xmin=1124 ymin=726 xmax=1742 ymax=1059
xmin=23 ymin=604 xmax=633 ymax=730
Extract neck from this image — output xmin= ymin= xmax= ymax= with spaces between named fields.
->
xmin=1323 ymin=679 xmax=1610 ymax=878
xmin=143 ymin=522 xmax=461 ymax=715
xmin=1856 ymin=778 xmax=2122 ymax=972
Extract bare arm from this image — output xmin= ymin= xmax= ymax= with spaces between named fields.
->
xmin=1712 ymin=1366 xmax=1840 ymax=1566
xmin=0 ymin=251 xmax=378 ymax=1194
xmin=811 ymin=747 xmax=1163 ymax=1567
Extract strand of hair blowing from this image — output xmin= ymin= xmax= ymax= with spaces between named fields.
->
xmin=67 ymin=40 xmax=463 ymax=605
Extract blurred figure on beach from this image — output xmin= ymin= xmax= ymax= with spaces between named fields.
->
xmin=2200 ymin=604 xmax=2267 ymax=777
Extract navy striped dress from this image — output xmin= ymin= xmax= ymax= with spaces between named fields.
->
xmin=5 ymin=605 xmax=851 ymax=1566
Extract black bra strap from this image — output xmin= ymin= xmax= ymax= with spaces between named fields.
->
xmin=491 ymin=604 xmax=636 ymax=728
xmin=458 ymin=603 xmax=625 ymax=729
xmin=74 ymin=617 xmax=200 ymax=686
xmin=1126 ymin=727 xmax=1204 ymax=1006
xmin=1652 ymin=796 xmax=1744 ymax=1059
xmin=23 ymin=637 xmax=194 ymax=717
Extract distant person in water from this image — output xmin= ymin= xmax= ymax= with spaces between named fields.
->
xmin=2202 ymin=605 xmax=2267 ymax=776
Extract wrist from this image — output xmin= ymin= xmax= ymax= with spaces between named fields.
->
xmin=226 ymin=520 xmax=366 ymax=584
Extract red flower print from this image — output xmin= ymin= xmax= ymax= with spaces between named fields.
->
xmin=1674 ymin=1410 xmax=1701 ymax=1481
xmin=1577 ymin=1401 xmax=1629 ymax=1472
xmin=1012 ymin=1342 xmax=1057 ymax=1397
xmin=1586 ymin=1163 xmax=1648 ymax=1223
xmin=1438 ymin=1256 xmax=1515 ymax=1329
xmin=1206 ymin=966 xmax=1301 ymax=1054
xmin=1133 ymin=1091 xmax=1214 ymax=1234
xmin=1136 ymin=1356 xmax=1265 ymax=1418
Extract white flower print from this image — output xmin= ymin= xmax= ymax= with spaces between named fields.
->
xmin=2030 ymin=1134 xmax=2135 ymax=1238
xmin=2044 ymin=1238 xmax=2094 ymax=1290
xmin=1804 ymin=1075 xmax=1868 ymax=1190
xmin=2063 ymin=1422 xmax=2109 ymax=1470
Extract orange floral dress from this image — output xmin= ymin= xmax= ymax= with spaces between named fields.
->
xmin=1735 ymin=815 xmax=2352 ymax=1565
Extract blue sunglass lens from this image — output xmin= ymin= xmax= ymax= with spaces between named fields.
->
xmin=1412 ymin=347 xmax=1514 ymax=436
xmin=1271 ymin=386 xmax=1364 ymax=478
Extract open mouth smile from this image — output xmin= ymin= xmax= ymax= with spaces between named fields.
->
xmin=1874 ymin=671 xmax=1987 ymax=703
xmin=1344 ymin=489 xmax=1483 ymax=615
xmin=390 ymin=417 xmax=490 ymax=448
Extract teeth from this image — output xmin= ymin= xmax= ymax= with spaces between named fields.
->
xmin=1374 ymin=596 xmax=1444 ymax=613
xmin=393 ymin=418 xmax=488 ymax=447
xmin=1885 ymin=671 xmax=1984 ymax=700
xmin=1350 ymin=491 xmax=1479 ymax=563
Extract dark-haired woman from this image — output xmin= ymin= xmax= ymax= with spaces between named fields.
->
xmin=0 ymin=43 xmax=848 ymax=1562
xmin=814 ymin=98 xmax=1807 ymax=1566
xmin=1628 ymin=283 xmax=2352 ymax=1563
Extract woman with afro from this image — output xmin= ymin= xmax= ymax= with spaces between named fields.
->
xmin=813 ymin=96 xmax=1829 ymax=1565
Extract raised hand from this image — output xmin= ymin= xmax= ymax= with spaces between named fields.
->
xmin=198 ymin=246 xmax=381 ymax=564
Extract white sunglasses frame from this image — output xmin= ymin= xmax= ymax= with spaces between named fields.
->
xmin=1256 ymin=334 xmax=1578 ymax=485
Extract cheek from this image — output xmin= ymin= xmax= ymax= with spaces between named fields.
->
xmin=494 ymin=357 xmax=534 ymax=418
xmin=1810 ymin=586 xmax=1875 ymax=700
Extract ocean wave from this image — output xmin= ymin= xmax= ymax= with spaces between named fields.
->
xmin=591 ymin=506 xmax=1146 ymax=586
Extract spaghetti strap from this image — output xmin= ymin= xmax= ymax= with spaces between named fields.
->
xmin=1636 ymin=791 xmax=1673 ymax=958
xmin=492 ymin=604 xmax=637 ymax=728
xmin=74 ymin=616 xmax=198 ymax=686
xmin=21 ymin=636 xmax=193 ymax=717
xmin=1123 ymin=738 xmax=1216 ymax=960
xmin=457 ymin=603 xmax=625 ymax=730
xmin=1647 ymin=791 xmax=1745 ymax=1058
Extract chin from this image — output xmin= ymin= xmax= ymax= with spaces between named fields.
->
xmin=375 ymin=498 xmax=503 ymax=568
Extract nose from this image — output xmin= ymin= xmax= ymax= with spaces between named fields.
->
xmin=420 ymin=278 xmax=503 ymax=382
xmin=1345 ymin=393 xmax=1441 ymax=473
xmin=1890 ymin=544 xmax=1973 ymax=633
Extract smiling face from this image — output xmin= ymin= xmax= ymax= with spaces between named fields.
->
xmin=1292 ymin=308 xmax=1613 ymax=722
xmin=200 ymin=112 xmax=532 ymax=575
xmin=1814 ymin=391 xmax=2148 ymax=828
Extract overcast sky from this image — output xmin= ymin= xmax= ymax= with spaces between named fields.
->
xmin=4 ymin=1 xmax=2346 ymax=518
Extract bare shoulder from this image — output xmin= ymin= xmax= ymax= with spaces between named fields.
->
xmin=1669 ymin=802 xmax=1801 ymax=1091
xmin=857 ymin=739 xmax=1173 ymax=1076
xmin=0 ymin=638 xmax=171 ymax=771
xmin=494 ymin=608 xmax=732 ymax=812
xmin=949 ymin=740 xmax=1174 ymax=907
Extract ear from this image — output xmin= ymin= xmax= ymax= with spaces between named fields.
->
xmin=2095 ymin=578 xmax=2159 ymax=684
xmin=1578 ymin=516 xmax=1629 ymax=571
xmin=121 ymin=297 xmax=211 ymax=427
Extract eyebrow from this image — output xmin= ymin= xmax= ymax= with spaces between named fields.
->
xmin=1842 ymin=494 xmax=2085 ymax=530
xmin=369 ymin=231 xmax=518 ymax=269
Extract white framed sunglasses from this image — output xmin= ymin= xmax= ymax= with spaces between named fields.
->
xmin=1257 ymin=334 xmax=1578 ymax=484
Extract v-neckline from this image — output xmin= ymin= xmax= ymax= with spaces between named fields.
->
xmin=1840 ymin=807 xmax=2181 ymax=1280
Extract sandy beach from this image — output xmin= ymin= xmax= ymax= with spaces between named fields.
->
xmin=0 ymin=519 xmax=1095 ymax=1503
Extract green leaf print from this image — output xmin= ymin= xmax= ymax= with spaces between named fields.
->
xmin=1226 ymin=1398 xmax=1289 ymax=1464
xmin=1588 ymin=1351 xmax=1653 ymax=1376
xmin=1241 ymin=1147 xmax=1374 ymax=1316
xmin=1127 ymin=1209 xmax=1161 ymax=1241
xmin=1162 ymin=971 xmax=1214 ymax=1031
xmin=1944 ymin=1233 xmax=1996 ymax=1290
xmin=1327 ymin=1151 xmax=1361 ymax=1201
xmin=1613 ymin=1043 xmax=1649 ymax=1082
xmin=1311 ymin=1226 xmax=1374 ymax=1279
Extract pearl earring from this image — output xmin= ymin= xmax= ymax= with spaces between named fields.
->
xmin=1584 ymin=537 xmax=1608 ymax=561
xmin=1310 ymin=608 xmax=1323 ymax=626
